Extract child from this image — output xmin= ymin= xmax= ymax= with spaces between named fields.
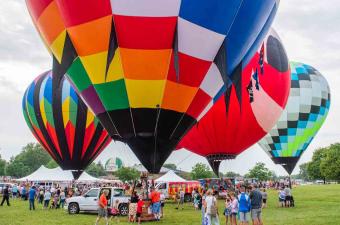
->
xmin=230 ymin=193 xmax=238 ymax=225
xmin=109 ymin=199 xmax=120 ymax=223
xmin=224 ymin=197 xmax=232 ymax=225
xmin=51 ymin=193 xmax=59 ymax=209
xmin=194 ymin=192 xmax=201 ymax=210
xmin=137 ymin=195 xmax=144 ymax=225
xmin=278 ymin=188 xmax=286 ymax=208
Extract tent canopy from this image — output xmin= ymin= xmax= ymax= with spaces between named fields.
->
xmin=155 ymin=170 xmax=186 ymax=183
xmin=17 ymin=165 xmax=103 ymax=182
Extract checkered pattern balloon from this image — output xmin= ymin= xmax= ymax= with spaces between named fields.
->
xmin=22 ymin=71 xmax=111 ymax=178
xmin=26 ymin=0 xmax=280 ymax=173
xmin=259 ymin=62 xmax=331 ymax=174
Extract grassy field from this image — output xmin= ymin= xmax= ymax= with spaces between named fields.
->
xmin=0 ymin=185 xmax=339 ymax=225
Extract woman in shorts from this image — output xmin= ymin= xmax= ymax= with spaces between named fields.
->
xmin=129 ymin=191 xmax=139 ymax=222
xmin=224 ymin=197 xmax=232 ymax=225
xmin=95 ymin=190 xmax=109 ymax=225
xmin=230 ymin=192 xmax=238 ymax=225
xmin=278 ymin=188 xmax=286 ymax=207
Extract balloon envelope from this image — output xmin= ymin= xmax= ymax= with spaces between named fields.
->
xmin=259 ymin=62 xmax=331 ymax=174
xmin=22 ymin=71 xmax=112 ymax=179
xmin=178 ymin=29 xmax=291 ymax=175
xmin=26 ymin=0 xmax=280 ymax=173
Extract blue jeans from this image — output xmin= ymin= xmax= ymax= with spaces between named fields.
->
xmin=29 ymin=199 xmax=35 ymax=210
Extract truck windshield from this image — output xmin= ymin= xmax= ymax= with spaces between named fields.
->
xmin=157 ymin=183 xmax=166 ymax=190
xmin=113 ymin=189 xmax=124 ymax=197
xmin=85 ymin=189 xmax=99 ymax=197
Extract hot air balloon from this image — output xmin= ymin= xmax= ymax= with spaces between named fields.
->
xmin=26 ymin=0 xmax=280 ymax=173
xmin=259 ymin=62 xmax=331 ymax=175
xmin=178 ymin=29 xmax=291 ymax=175
xmin=22 ymin=71 xmax=112 ymax=179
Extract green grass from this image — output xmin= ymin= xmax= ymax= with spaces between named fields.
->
xmin=0 ymin=185 xmax=339 ymax=225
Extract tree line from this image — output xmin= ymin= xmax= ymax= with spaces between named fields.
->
xmin=298 ymin=143 xmax=340 ymax=182
xmin=2 ymin=142 xmax=339 ymax=182
xmin=0 ymin=143 xmax=106 ymax=178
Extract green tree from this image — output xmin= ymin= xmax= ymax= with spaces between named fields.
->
xmin=190 ymin=163 xmax=213 ymax=180
xmin=297 ymin=163 xmax=310 ymax=181
xmin=307 ymin=147 xmax=328 ymax=183
xmin=45 ymin=159 xmax=58 ymax=169
xmin=320 ymin=143 xmax=340 ymax=181
xmin=245 ymin=162 xmax=272 ymax=181
xmin=0 ymin=155 xmax=7 ymax=176
xmin=115 ymin=167 xmax=140 ymax=182
xmin=6 ymin=143 xmax=51 ymax=177
xmin=224 ymin=171 xmax=241 ymax=178
xmin=86 ymin=161 xmax=107 ymax=177
xmin=6 ymin=159 xmax=30 ymax=178
xmin=163 ymin=163 xmax=177 ymax=170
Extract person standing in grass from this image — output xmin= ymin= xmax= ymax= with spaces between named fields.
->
xmin=95 ymin=189 xmax=109 ymax=225
xmin=28 ymin=185 xmax=36 ymax=210
xmin=38 ymin=188 xmax=44 ymax=204
xmin=150 ymin=187 xmax=161 ymax=221
xmin=284 ymin=186 xmax=292 ymax=207
xmin=60 ymin=190 xmax=66 ymax=209
xmin=278 ymin=188 xmax=286 ymax=208
xmin=44 ymin=189 xmax=51 ymax=209
xmin=21 ymin=186 xmax=27 ymax=201
xmin=129 ymin=191 xmax=138 ymax=222
xmin=160 ymin=191 xmax=165 ymax=218
xmin=12 ymin=184 xmax=18 ymax=199
xmin=204 ymin=189 xmax=220 ymax=225
xmin=224 ymin=197 xmax=232 ymax=225
xmin=0 ymin=185 xmax=10 ymax=206
xmin=230 ymin=192 xmax=238 ymax=225
xmin=176 ymin=188 xmax=185 ymax=210
xmin=201 ymin=190 xmax=207 ymax=225
xmin=261 ymin=189 xmax=267 ymax=208
xmin=136 ymin=196 xmax=144 ymax=225
xmin=238 ymin=186 xmax=251 ymax=225
xmin=249 ymin=185 xmax=263 ymax=225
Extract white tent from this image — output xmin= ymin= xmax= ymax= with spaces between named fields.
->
xmin=155 ymin=170 xmax=186 ymax=183
xmin=17 ymin=166 xmax=103 ymax=182
xmin=77 ymin=172 xmax=101 ymax=182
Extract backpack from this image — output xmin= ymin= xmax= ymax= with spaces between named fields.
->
xmin=208 ymin=197 xmax=217 ymax=216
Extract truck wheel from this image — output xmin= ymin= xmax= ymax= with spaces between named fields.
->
xmin=68 ymin=203 xmax=79 ymax=214
xmin=184 ymin=194 xmax=192 ymax=202
xmin=119 ymin=203 xmax=129 ymax=216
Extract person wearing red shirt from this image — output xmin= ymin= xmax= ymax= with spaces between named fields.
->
xmin=95 ymin=190 xmax=109 ymax=225
xmin=150 ymin=187 xmax=161 ymax=221
xmin=137 ymin=195 xmax=144 ymax=225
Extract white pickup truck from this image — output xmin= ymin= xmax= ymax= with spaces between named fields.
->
xmin=65 ymin=187 xmax=130 ymax=215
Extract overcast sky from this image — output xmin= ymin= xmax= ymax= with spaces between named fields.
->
xmin=0 ymin=1 xmax=339 ymax=176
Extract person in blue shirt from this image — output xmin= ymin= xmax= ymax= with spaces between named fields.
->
xmin=12 ymin=185 xmax=18 ymax=199
xmin=238 ymin=186 xmax=251 ymax=225
xmin=28 ymin=186 xmax=36 ymax=210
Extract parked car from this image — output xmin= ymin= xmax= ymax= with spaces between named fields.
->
xmin=65 ymin=187 xmax=130 ymax=215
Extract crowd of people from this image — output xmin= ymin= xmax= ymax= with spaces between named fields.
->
xmin=0 ymin=183 xmax=67 ymax=210
xmin=186 ymin=183 xmax=293 ymax=225
xmin=0 ymin=179 xmax=294 ymax=225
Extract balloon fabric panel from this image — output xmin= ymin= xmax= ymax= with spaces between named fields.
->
xmin=22 ymin=71 xmax=111 ymax=178
xmin=178 ymin=29 xmax=291 ymax=175
xmin=259 ymin=62 xmax=331 ymax=174
xmin=26 ymin=0 xmax=280 ymax=173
